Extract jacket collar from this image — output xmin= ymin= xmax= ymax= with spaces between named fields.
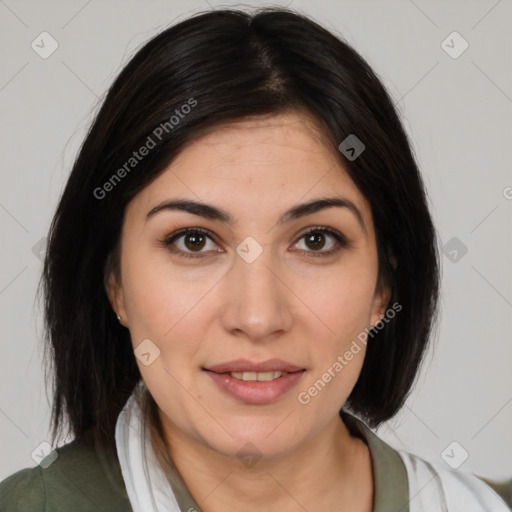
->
xmin=341 ymin=410 xmax=410 ymax=511
xmin=140 ymin=410 xmax=410 ymax=512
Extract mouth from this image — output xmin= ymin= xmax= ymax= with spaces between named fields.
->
xmin=203 ymin=358 xmax=305 ymax=374
xmin=219 ymin=370 xmax=292 ymax=381
xmin=202 ymin=359 xmax=306 ymax=404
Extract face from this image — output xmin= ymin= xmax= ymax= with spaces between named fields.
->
xmin=107 ymin=111 xmax=389 ymax=460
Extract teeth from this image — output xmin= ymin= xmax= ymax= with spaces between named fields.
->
xmin=230 ymin=371 xmax=288 ymax=381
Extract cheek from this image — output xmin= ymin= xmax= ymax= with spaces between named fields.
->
xmin=292 ymin=258 xmax=377 ymax=338
xmin=121 ymin=249 xmax=220 ymax=357
xmin=290 ymin=257 xmax=376 ymax=401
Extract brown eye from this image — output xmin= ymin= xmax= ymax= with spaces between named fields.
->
xmin=293 ymin=227 xmax=347 ymax=257
xmin=305 ymin=232 xmax=327 ymax=250
xmin=183 ymin=232 xmax=207 ymax=251
xmin=162 ymin=228 xmax=219 ymax=258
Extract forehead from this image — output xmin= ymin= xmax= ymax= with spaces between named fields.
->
xmin=127 ymin=111 xmax=370 ymax=226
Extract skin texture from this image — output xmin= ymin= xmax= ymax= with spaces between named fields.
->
xmin=106 ymin=110 xmax=390 ymax=511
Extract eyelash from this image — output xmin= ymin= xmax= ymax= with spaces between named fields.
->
xmin=159 ymin=226 xmax=348 ymax=260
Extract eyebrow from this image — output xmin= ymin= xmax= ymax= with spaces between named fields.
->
xmin=146 ymin=197 xmax=367 ymax=235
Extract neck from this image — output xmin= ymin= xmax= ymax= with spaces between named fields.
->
xmin=159 ymin=412 xmax=374 ymax=512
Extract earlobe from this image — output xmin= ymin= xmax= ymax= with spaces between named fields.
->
xmin=105 ymin=272 xmax=127 ymax=325
xmin=370 ymin=282 xmax=391 ymax=329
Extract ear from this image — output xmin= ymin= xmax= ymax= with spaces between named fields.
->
xmin=104 ymin=271 xmax=128 ymax=325
xmin=369 ymin=279 xmax=391 ymax=329
xmin=369 ymin=246 xmax=397 ymax=328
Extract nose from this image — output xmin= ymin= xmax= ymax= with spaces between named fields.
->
xmin=219 ymin=242 xmax=293 ymax=342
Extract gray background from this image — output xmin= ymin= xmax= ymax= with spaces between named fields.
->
xmin=1 ymin=0 xmax=511 ymax=482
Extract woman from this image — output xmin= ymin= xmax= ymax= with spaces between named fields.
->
xmin=0 ymin=7 xmax=509 ymax=512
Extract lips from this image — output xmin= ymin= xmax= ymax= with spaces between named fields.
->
xmin=203 ymin=358 xmax=306 ymax=404
xmin=204 ymin=358 xmax=305 ymax=374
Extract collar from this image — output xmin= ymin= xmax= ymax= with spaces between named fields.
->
xmin=152 ymin=410 xmax=410 ymax=512
xmin=340 ymin=410 xmax=410 ymax=511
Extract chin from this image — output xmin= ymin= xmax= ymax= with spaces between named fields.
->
xmin=196 ymin=415 xmax=307 ymax=459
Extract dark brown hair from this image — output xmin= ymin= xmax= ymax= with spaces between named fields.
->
xmin=40 ymin=6 xmax=441 ymax=455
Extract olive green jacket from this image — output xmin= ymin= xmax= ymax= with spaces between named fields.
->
xmin=1 ymin=412 xmax=510 ymax=511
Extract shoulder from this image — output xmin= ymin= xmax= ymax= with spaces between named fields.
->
xmin=0 ymin=437 xmax=132 ymax=512
xmin=0 ymin=464 xmax=45 ymax=511
xmin=397 ymin=449 xmax=511 ymax=511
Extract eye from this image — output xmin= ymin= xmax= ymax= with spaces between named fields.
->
xmin=161 ymin=228 xmax=219 ymax=259
xmin=292 ymin=227 xmax=348 ymax=257
xmin=160 ymin=226 xmax=348 ymax=260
